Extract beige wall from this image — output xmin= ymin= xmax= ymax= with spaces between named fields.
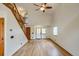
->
xmin=49 ymin=3 xmax=79 ymax=55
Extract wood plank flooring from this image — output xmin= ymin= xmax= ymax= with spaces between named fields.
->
xmin=13 ymin=39 xmax=71 ymax=56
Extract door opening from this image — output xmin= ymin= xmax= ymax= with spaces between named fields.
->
xmin=25 ymin=27 xmax=31 ymax=40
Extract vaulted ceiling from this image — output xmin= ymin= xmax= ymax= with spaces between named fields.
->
xmin=16 ymin=3 xmax=58 ymax=26
xmin=16 ymin=3 xmax=56 ymax=15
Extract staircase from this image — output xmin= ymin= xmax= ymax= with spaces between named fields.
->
xmin=3 ymin=3 xmax=26 ymax=34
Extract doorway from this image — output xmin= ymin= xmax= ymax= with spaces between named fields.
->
xmin=0 ymin=17 xmax=4 ymax=56
xmin=25 ymin=27 xmax=31 ymax=40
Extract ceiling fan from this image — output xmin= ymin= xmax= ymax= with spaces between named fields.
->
xmin=33 ymin=3 xmax=52 ymax=12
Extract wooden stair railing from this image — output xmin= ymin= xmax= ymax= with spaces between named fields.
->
xmin=3 ymin=3 xmax=26 ymax=34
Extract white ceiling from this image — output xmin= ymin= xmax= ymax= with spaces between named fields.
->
xmin=16 ymin=3 xmax=58 ymax=26
xmin=16 ymin=3 xmax=57 ymax=16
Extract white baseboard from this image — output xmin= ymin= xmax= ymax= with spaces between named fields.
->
xmin=10 ymin=41 xmax=28 ymax=56
xmin=49 ymin=36 xmax=73 ymax=56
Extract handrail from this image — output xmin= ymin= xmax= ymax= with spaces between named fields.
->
xmin=3 ymin=3 xmax=26 ymax=34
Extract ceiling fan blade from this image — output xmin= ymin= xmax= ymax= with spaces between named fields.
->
xmin=33 ymin=4 xmax=41 ymax=7
xmin=46 ymin=6 xmax=52 ymax=9
xmin=35 ymin=8 xmax=40 ymax=11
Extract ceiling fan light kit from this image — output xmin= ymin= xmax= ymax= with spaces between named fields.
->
xmin=40 ymin=7 xmax=45 ymax=11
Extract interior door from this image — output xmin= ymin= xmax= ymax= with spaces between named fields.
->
xmin=0 ymin=18 xmax=4 ymax=56
xmin=25 ymin=27 xmax=30 ymax=40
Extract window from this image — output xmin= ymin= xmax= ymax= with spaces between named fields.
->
xmin=42 ymin=28 xmax=46 ymax=34
xmin=53 ymin=26 xmax=58 ymax=35
xmin=33 ymin=26 xmax=47 ymax=39
xmin=37 ymin=28 xmax=41 ymax=34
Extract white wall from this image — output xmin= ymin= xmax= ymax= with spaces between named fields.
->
xmin=0 ymin=4 xmax=28 ymax=56
xmin=49 ymin=3 xmax=79 ymax=55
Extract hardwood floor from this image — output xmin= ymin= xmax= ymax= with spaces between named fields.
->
xmin=13 ymin=39 xmax=71 ymax=56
